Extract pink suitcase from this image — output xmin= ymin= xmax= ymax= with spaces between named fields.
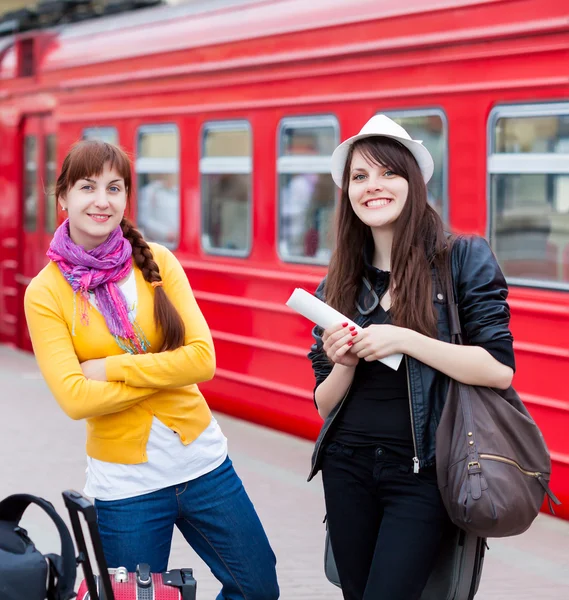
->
xmin=62 ymin=490 xmax=197 ymax=600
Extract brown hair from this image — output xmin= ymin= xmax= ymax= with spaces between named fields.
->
xmin=55 ymin=140 xmax=185 ymax=351
xmin=324 ymin=137 xmax=448 ymax=338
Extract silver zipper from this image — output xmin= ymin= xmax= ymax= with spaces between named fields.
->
xmin=479 ymin=453 xmax=542 ymax=478
xmin=405 ymin=355 xmax=420 ymax=473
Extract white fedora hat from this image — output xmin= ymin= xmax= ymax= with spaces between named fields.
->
xmin=330 ymin=115 xmax=434 ymax=188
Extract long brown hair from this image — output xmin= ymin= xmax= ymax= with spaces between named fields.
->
xmin=55 ymin=140 xmax=185 ymax=351
xmin=325 ymin=137 xmax=448 ymax=338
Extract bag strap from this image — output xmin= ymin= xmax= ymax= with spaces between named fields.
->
xmin=443 ymin=240 xmax=562 ymax=514
xmin=45 ymin=554 xmax=67 ymax=600
xmin=0 ymin=494 xmax=77 ymax=600
xmin=444 ymin=238 xmax=463 ymax=344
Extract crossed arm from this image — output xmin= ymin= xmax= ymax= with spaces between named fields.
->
xmin=25 ymin=246 xmax=215 ymax=420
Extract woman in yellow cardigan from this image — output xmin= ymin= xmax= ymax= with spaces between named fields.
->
xmin=24 ymin=140 xmax=279 ymax=600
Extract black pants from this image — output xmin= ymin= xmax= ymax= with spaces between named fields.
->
xmin=321 ymin=442 xmax=449 ymax=600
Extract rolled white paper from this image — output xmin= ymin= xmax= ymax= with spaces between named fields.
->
xmin=286 ymin=288 xmax=403 ymax=371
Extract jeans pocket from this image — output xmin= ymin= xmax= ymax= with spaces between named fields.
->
xmin=323 ymin=442 xmax=356 ymax=459
xmin=323 ymin=442 xmax=340 ymax=457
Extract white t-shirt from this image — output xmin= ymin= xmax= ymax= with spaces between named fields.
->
xmin=83 ymin=270 xmax=228 ymax=501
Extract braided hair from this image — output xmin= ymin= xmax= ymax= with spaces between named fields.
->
xmin=121 ymin=218 xmax=185 ymax=351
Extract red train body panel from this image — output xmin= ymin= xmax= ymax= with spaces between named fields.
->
xmin=1 ymin=0 xmax=568 ymax=517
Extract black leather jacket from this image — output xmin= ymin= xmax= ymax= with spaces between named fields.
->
xmin=307 ymin=235 xmax=514 ymax=481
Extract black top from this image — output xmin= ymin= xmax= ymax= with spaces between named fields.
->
xmin=322 ymin=237 xmax=515 ymax=458
xmin=309 ymin=235 xmax=518 ymax=479
xmin=330 ymin=306 xmax=415 ymax=458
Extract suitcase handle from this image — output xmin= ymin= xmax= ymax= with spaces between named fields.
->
xmin=136 ymin=563 xmax=152 ymax=588
xmin=62 ymin=490 xmax=116 ymax=600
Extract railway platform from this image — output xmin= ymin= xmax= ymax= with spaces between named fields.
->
xmin=1 ymin=344 xmax=568 ymax=599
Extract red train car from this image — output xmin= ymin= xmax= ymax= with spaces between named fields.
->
xmin=1 ymin=0 xmax=568 ymax=517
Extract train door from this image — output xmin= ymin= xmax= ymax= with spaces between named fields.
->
xmin=16 ymin=114 xmax=57 ymax=351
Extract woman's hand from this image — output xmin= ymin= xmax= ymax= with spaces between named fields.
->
xmin=80 ymin=358 xmax=108 ymax=381
xmin=322 ymin=322 xmax=360 ymax=367
xmin=351 ymin=324 xmax=411 ymax=361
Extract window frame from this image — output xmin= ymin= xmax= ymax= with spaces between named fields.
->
xmin=199 ymin=119 xmax=253 ymax=258
xmin=44 ymin=133 xmax=57 ymax=234
xmin=487 ymin=102 xmax=569 ymax=292
xmin=380 ymin=108 xmax=449 ymax=226
xmin=135 ymin=123 xmax=181 ymax=250
xmin=276 ymin=114 xmax=340 ymax=265
xmin=82 ymin=126 xmax=119 ymax=144
xmin=136 ymin=123 xmax=180 ymax=174
xmin=23 ymin=134 xmax=38 ymax=233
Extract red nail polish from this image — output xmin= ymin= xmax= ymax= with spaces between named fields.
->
xmin=342 ymin=322 xmax=348 ymax=327
xmin=347 ymin=341 xmax=353 ymax=346
xmin=351 ymin=331 xmax=357 ymax=336
xmin=349 ymin=326 xmax=356 ymax=331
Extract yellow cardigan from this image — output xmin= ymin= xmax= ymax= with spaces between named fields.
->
xmin=24 ymin=243 xmax=214 ymax=464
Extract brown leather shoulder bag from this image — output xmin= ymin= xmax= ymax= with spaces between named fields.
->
xmin=435 ymin=241 xmax=560 ymax=538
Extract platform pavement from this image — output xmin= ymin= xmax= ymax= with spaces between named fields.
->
xmin=1 ymin=344 xmax=568 ymax=599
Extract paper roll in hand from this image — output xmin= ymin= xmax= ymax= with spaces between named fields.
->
xmin=286 ymin=288 xmax=403 ymax=371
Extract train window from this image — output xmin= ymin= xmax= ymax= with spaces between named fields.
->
xmin=278 ymin=116 xmax=339 ymax=264
xmin=82 ymin=127 xmax=119 ymax=144
xmin=382 ymin=110 xmax=448 ymax=222
xmin=488 ymin=105 xmax=569 ymax=288
xmin=44 ymin=135 xmax=57 ymax=234
xmin=136 ymin=124 xmax=180 ymax=250
xmin=200 ymin=121 xmax=252 ymax=257
xmin=23 ymin=135 xmax=38 ymax=232
xmin=495 ymin=115 xmax=568 ymax=153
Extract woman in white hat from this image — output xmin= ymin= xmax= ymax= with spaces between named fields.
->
xmin=307 ymin=115 xmax=515 ymax=599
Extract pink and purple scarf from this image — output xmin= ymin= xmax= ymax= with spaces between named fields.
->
xmin=47 ymin=219 xmax=148 ymax=354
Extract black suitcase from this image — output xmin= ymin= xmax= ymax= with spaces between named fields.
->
xmin=324 ymin=522 xmax=486 ymax=599
xmin=62 ymin=490 xmax=197 ymax=600
xmin=421 ymin=525 xmax=486 ymax=599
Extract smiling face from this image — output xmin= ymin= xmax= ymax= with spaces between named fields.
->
xmin=348 ymin=147 xmax=409 ymax=231
xmin=55 ymin=140 xmax=132 ymax=251
xmin=58 ymin=163 xmax=127 ymax=251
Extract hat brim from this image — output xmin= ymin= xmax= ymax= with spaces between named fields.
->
xmin=330 ymin=133 xmax=434 ymax=188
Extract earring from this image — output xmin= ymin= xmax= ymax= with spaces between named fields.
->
xmin=62 ymin=207 xmax=68 ymax=212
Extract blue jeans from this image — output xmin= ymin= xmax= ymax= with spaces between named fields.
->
xmin=94 ymin=456 xmax=279 ymax=600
